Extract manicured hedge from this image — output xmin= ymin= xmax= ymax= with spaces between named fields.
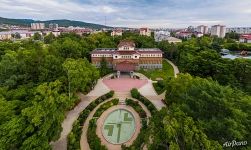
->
xmin=93 ymin=98 xmax=119 ymax=117
xmin=67 ymin=91 xmax=114 ymax=150
xmin=125 ymin=99 xmax=147 ymax=118
xmin=122 ymin=99 xmax=150 ymax=150
xmin=130 ymin=88 xmax=157 ymax=114
xmin=87 ymin=119 xmax=107 ymax=150
xmin=87 ymin=98 xmax=119 ymax=150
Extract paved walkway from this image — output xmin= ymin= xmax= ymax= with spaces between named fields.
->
xmin=51 ymin=72 xmax=167 ymax=150
xmin=138 ymin=80 xmax=166 ymax=110
xmin=165 ymin=59 xmax=180 ymax=78
xmin=103 ymin=78 xmax=148 ymax=92
xmin=80 ymin=98 xmax=115 ymax=150
xmin=51 ymin=79 xmax=110 ymax=150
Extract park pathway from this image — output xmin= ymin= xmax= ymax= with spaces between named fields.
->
xmin=165 ymin=59 xmax=180 ymax=77
xmin=50 ymin=79 xmax=109 ymax=150
xmin=138 ymin=79 xmax=166 ymax=110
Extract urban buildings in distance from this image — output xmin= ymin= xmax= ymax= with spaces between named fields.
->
xmin=111 ymin=28 xmax=123 ymax=36
xmin=31 ymin=23 xmax=45 ymax=30
xmin=154 ymin=30 xmax=170 ymax=42
xmin=239 ymin=34 xmax=251 ymax=43
xmin=91 ymin=40 xmax=163 ymax=74
xmin=210 ymin=25 xmax=226 ymax=38
xmin=140 ymin=28 xmax=151 ymax=36
xmin=197 ymin=25 xmax=208 ymax=34
xmin=226 ymin=27 xmax=251 ymax=34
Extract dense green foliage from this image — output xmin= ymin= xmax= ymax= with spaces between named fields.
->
xmin=165 ymin=74 xmax=251 ymax=146
xmin=173 ymin=37 xmax=251 ymax=93
xmin=125 ymin=99 xmax=147 ymax=118
xmin=148 ymin=107 xmax=222 ymax=150
xmin=0 ymin=34 xmax=101 ymax=149
xmin=130 ymin=88 xmax=157 ymax=114
xmin=67 ymin=91 xmax=114 ymax=150
xmin=93 ymin=98 xmax=119 ymax=117
xmin=87 ymin=119 xmax=107 ymax=150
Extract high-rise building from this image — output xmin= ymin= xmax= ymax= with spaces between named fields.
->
xmin=197 ymin=25 xmax=208 ymax=34
xmin=49 ymin=23 xmax=59 ymax=31
xmin=211 ymin=25 xmax=226 ymax=38
xmin=31 ymin=23 xmax=45 ymax=30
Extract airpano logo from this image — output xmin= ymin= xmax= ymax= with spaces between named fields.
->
xmin=223 ymin=140 xmax=247 ymax=147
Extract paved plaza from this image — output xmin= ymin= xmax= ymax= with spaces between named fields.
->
xmin=103 ymin=78 xmax=148 ymax=92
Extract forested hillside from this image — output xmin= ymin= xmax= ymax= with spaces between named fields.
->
xmin=0 ymin=17 xmax=110 ymax=29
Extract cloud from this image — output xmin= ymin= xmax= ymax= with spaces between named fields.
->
xmin=0 ymin=0 xmax=250 ymax=28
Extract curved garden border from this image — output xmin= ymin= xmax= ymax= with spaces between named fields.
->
xmin=67 ymin=91 xmax=114 ymax=150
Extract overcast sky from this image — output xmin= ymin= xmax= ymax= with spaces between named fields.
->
xmin=1 ymin=0 xmax=251 ymax=28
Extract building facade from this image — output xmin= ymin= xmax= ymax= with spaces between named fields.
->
xmin=154 ymin=31 xmax=170 ymax=42
xmin=31 ymin=23 xmax=45 ymax=30
xmin=0 ymin=32 xmax=12 ymax=40
xmin=239 ymin=34 xmax=251 ymax=43
xmin=226 ymin=27 xmax=251 ymax=34
xmin=111 ymin=28 xmax=123 ymax=36
xmin=197 ymin=25 xmax=208 ymax=34
xmin=140 ymin=28 xmax=151 ymax=36
xmin=49 ymin=23 xmax=59 ymax=31
xmin=211 ymin=25 xmax=226 ymax=38
xmin=91 ymin=40 xmax=163 ymax=72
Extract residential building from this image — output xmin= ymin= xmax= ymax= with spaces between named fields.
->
xmin=166 ymin=37 xmax=182 ymax=43
xmin=139 ymin=28 xmax=151 ymax=36
xmin=197 ymin=25 xmax=208 ymax=34
xmin=239 ymin=34 xmax=251 ymax=43
xmin=175 ymin=31 xmax=192 ymax=39
xmin=31 ymin=23 xmax=45 ymax=30
xmin=226 ymin=27 xmax=251 ymax=34
xmin=91 ymin=40 xmax=163 ymax=73
xmin=49 ymin=23 xmax=59 ymax=31
xmin=154 ymin=31 xmax=170 ymax=42
xmin=211 ymin=25 xmax=226 ymax=38
xmin=194 ymin=31 xmax=204 ymax=37
xmin=111 ymin=28 xmax=123 ymax=36
xmin=0 ymin=32 xmax=12 ymax=40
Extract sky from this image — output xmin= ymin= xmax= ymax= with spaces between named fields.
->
xmin=1 ymin=0 xmax=251 ymax=28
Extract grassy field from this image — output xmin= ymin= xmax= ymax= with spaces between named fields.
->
xmin=139 ymin=59 xmax=175 ymax=94
xmin=139 ymin=59 xmax=174 ymax=81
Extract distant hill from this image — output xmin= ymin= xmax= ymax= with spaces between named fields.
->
xmin=0 ymin=17 xmax=110 ymax=29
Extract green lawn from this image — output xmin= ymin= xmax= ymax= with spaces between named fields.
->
xmin=138 ymin=59 xmax=175 ymax=95
xmin=139 ymin=59 xmax=174 ymax=81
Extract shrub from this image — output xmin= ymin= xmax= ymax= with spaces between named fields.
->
xmin=93 ymin=99 xmax=119 ymax=117
xmin=130 ymin=88 xmax=157 ymax=114
xmin=87 ymin=119 xmax=107 ymax=150
xmin=125 ymin=99 xmax=147 ymax=118
xmin=131 ymin=88 xmax=140 ymax=99
xmin=67 ymin=91 xmax=114 ymax=150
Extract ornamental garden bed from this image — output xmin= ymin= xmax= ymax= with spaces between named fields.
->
xmin=67 ymin=91 xmax=114 ymax=150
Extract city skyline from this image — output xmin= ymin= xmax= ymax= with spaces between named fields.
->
xmin=1 ymin=0 xmax=251 ymax=28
